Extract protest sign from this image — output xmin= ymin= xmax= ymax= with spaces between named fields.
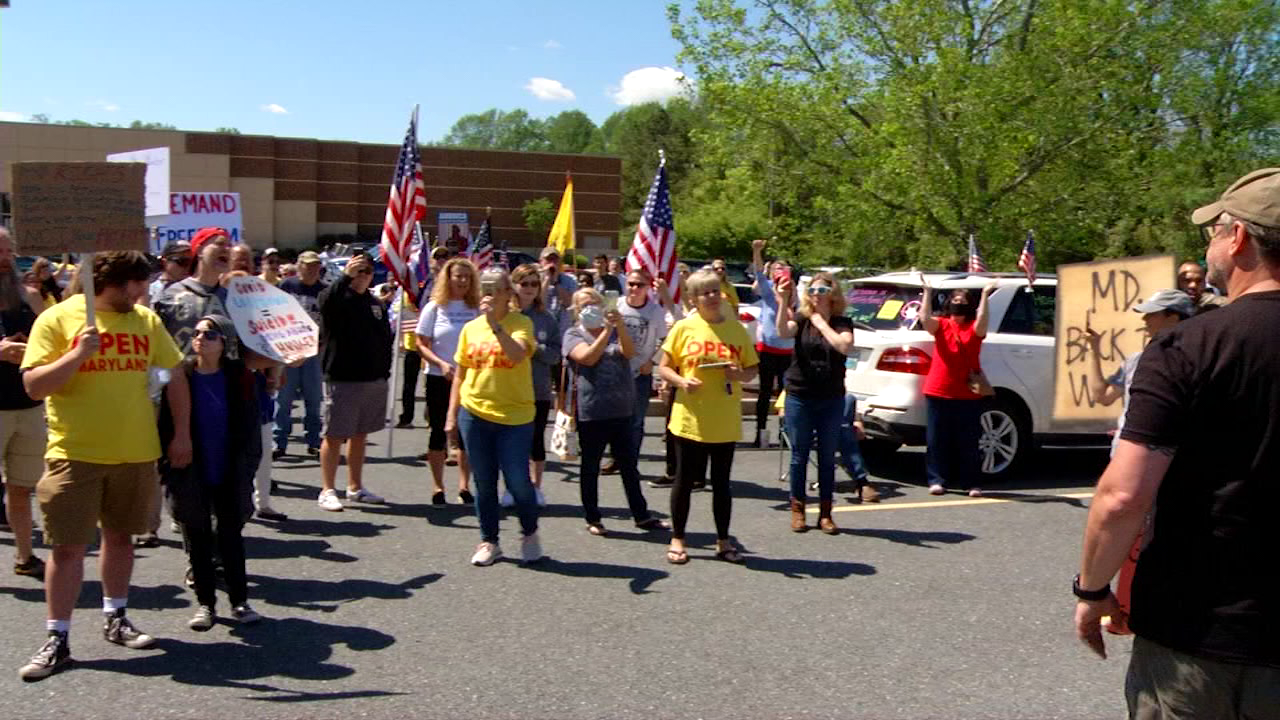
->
xmin=438 ymin=212 xmax=469 ymax=254
xmin=107 ymin=147 xmax=170 ymax=217
xmin=225 ymin=276 xmax=320 ymax=364
xmin=1052 ymin=255 xmax=1176 ymax=422
xmin=10 ymin=162 xmax=147 ymax=254
xmin=148 ymin=192 xmax=243 ymax=253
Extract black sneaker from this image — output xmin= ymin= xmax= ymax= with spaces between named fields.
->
xmin=306 ymin=446 xmax=320 ymax=457
xmin=19 ymin=632 xmax=72 ymax=681
xmin=692 ymin=479 xmax=707 ymax=491
xmin=395 ymin=419 xmax=414 ymax=429
xmin=458 ymin=489 xmax=474 ymax=505
xmin=431 ymin=491 xmax=447 ymax=506
xmin=647 ymin=475 xmax=675 ymax=488
xmin=14 ymin=555 xmax=46 ymax=578
xmin=103 ymin=610 xmax=155 ymax=649
xmin=271 ymin=449 xmax=287 ymax=461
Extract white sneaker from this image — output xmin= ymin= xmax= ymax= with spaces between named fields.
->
xmin=521 ymin=532 xmax=544 ymax=564
xmin=346 ymin=487 xmax=385 ymax=504
xmin=470 ymin=542 xmax=502 ymax=566
xmin=534 ymin=488 xmax=547 ymax=507
xmin=928 ymin=484 xmax=945 ymax=496
xmin=499 ymin=490 xmax=515 ymax=508
xmin=318 ymin=489 xmax=344 ymax=512
xmin=968 ymin=488 xmax=983 ymax=498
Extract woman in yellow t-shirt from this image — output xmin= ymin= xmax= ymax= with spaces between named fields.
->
xmin=445 ymin=267 xmax=542 ymax=567
xmin=657 ymin=269 xmax=759 ymax=565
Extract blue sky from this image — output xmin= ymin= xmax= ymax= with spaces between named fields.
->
xmin=0 ymin=1 xmax=687 ymax=143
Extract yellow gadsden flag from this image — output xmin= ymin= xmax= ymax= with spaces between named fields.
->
xmin=546 ymin=173 xmax=575 ymax=255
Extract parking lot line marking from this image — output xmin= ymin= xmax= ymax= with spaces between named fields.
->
xmin=806 ymin=491 xmax=1094 ymax=513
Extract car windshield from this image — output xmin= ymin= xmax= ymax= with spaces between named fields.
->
xmin=845 ymin=283 xmax=925 ymax=331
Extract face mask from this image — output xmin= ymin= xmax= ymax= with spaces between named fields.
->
xmin=580 ymin=305 xmax=605 ymax=329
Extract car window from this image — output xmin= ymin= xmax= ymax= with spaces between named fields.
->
xmin=845 ymin=284 xmax=925 ymax=330
xmin=735 ymin=285 xmax=760 ymax=304
xmin=999 ymin=286 xmax=1055 ymax=336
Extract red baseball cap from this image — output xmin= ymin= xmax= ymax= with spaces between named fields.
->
xmin=190 ymin=227 xmax=230 ymax=258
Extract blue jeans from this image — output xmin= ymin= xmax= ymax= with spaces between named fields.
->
xmin=784 ymin=392 xmax=842 ymax=503
xmin=925 ymin=396 xmax=984 ymax=490
xmin=274 ymin=355 xmax=323 ymax=452
xmin=458 ymin=407 xmax=537 ymax=544
xmin=838 ymin=394 xmax=869 ymax=484
xmin=630 ymin=374 xmax=653 ymax=459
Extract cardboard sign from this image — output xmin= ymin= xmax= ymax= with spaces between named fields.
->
xmin=1052 ymin=255 xmax=1176 ymax=422
xmin=107 ymin=147 xmax=171 ymax=217
xmin=148 ymin=192 xmax=243 ymax=254
xmin=10 ymin=162 xmax=148 ymax=254
xmin=225 ymin=276 xmax=320 ymax=364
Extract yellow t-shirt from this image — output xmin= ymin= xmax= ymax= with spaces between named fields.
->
xmin=721 ymin=278 xmax=740 ymax=312
xmin=454 ymin=312 xmax=535 ymax=426
xmin=21 ymin=300 xmax=184 ymax=464
xmin=662 ymin=312 xmax=759 ymax=444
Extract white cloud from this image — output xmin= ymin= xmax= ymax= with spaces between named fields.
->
xmin=0 ymin=111 xmax=26 ymax=122
xmin=524 ymin=77 xmax=576 ymax=102
xmin=543 ymin=39 xmax=561 ymax=50
xmin=260 ymin=103 xmax=289 ymax=114
xmin=609 ymin=66 xmax=691 ymax=105
xmin=89 ymin=100 xmax=120 ymax=112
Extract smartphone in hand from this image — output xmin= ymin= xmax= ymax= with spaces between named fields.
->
xmin=603 ymin=290 xmax=620 ymax=311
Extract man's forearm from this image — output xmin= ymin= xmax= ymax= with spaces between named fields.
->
xmin=1079 ymin=440 xmax=1169 ymax=588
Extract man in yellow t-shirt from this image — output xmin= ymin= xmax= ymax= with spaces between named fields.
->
xmin=17 ymin=251 xmax=187 ymax=682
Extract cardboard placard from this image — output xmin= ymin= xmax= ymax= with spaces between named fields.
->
xmin=1052 ymin=255 xmax=1176 ymax=422
xmin=225 ymin=276 xmax=320 ymax=364
xmin=11 ymin=162 xmax=148 ymax=254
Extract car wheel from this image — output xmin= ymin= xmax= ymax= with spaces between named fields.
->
xmin=978 ymin=399 xmax=1030 ymax=478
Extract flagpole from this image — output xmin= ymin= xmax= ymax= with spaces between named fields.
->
xmin=386 ymin=103 xmax=421 ymax=459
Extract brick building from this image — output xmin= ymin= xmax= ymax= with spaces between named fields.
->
xmin=0 ymin=121 xmax=622 ymax=251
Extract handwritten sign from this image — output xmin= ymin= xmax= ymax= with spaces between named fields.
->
xmin=148 ymin=192 xmax=243 ymax=254
xmin=107 ymin=147 xmax=171 ymax=217
xmin=225 ymin=276 xmax=320 ymax=364
xmin=10 ymin=162 xmax=148 ymax=254
xmin=1052 ymin=255 xmax=1175 ymax=422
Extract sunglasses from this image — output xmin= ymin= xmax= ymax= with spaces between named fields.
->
xmin=518 ymin=280 xmax=541 ymax=288
xmin=194 ymin=329 xmax=223 ymax=341
xmin=627 ymin=281 xmax=647 ymax=288
xmin=806 ymin=285 xmax=833 ymax=296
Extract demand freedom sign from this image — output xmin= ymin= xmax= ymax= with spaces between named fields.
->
xmin=148 ymin=192 xmax=243 ymax=253
xmin=1052 ymin=255 xmax=1176 ymax=423
xmin=225 ymin=276 xmax=319 ymax=364
xmin=11 ymin=162 xmax=148 ymax=254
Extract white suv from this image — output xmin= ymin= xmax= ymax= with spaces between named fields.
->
xmin=844 ymin=271 xmax=1112 ymax=479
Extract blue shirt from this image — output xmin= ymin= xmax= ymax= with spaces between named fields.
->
xmin=755 ymin=269 xmax=795 ymax=351
xmin=191 ymin=369 xmax=229 ymax=486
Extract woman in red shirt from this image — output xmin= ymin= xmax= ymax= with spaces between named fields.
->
xmin=919 ymin=278 xmax=997 ymax=497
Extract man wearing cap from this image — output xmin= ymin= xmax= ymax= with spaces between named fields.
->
xmin=259 ymin=248 xmax=282 ymax=286
xmin=1176 ymin=260 xmax=1227 ymax=313
xmin=273 ymin=250 xmax=328 ymax=458
xmin=539 ymin=248 xmax=577 ymax=392
xmin=1074 ymin=168 xmax=1280 ymax=718
xmin=147 ymin=243 xmax=192 ymax=307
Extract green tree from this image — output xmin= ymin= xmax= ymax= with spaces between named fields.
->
xmin=440 ymin=108 xmax=548 ymax=151
xmin=127 ymin=120 xmax=177 ymax=130
xmin=544 ymin=110 xmax=601 ymax=153
xmin=600 ymin=99 xmax=704 ymax=223
xmin=522 ymin=197 xmax=556 ymax=240
xmin=214 ymin=127 xmax=241 ymax=134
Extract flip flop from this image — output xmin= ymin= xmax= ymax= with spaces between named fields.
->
xmin=586 ymin=523 xmax=608 ymax=537
xmin=666 ymin=549 xmax=689 ymax=565
xmin=715 ymin=547 xmax=745 ymax=564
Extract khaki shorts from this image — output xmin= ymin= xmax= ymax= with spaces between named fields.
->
xmin=0 ymin=406 xmax=48 ymax=489
xmin=36 ymin=459 xmax=158 ymax=546
xmin=323 ymin=379 xmax=388 ymax=439
xmin=1127 ymin=635 xmax=1280 ymax=720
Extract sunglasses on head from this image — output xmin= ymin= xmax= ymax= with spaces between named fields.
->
xmin=806 ymin=285 xmax=833 ymax=296
xmin=194 ymin=328 xmax=223 ymax=341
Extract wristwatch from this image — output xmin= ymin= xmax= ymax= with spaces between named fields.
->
xmin=1072 ymin=574 xmax=1111 ymax=601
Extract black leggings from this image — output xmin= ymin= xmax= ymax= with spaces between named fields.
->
xmin=179 ymin=482 xmax=248 ymax=610
xmin=671 ymin=436 xmax=735 ymax=541
xmin=425 ymin=373 xmax=450 ymax=451
xmin=531 ymin=400 xmax=551 ymax=463
xmin=755 ymin=351 xmax=791 ymax=430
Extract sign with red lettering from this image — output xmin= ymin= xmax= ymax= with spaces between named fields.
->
xmin=10 ymin=162 xmax=148 ymax=254
xmin=147 ymin=192 xmax=243 ymax=253
xmin=225 ymin=276 xmax=320 ymax=364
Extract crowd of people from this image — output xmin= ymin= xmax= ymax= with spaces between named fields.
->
xmin=0 ymin=165 xmax=1275 ymax=719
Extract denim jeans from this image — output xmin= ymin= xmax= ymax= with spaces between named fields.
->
xmin=579 ymin=416 xmax=651 ymax=525
xmin=274 ymin=355 xmax=323 ymax=451
xmin=925 ymin=396 xmax=984 ymax=490
xmin=458 ymin=407 xmax=537 ymax=544
xmin=630 ymin=373 xmax=653 ymax=459
xmin=784 ymin=392 xmax=842 ymax=503
xmin=838 ymin=394 xmax=869 ymax=484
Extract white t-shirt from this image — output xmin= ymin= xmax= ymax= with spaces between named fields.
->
xmin=415 ymin=299 xmax=478 ymax=376
xmin=619 ymin=297 xmax=669 ymax=374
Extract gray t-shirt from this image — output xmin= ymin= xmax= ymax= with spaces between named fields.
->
xmin=1105 ymin=351 xmax=1143 ymax=455
xmin=523 ymin=306 xmax=560 ymax=403
xmin=563 ymin=324 xmax=634 ymax=422
xmin=618 ymin=297 xmax=668 ymax=374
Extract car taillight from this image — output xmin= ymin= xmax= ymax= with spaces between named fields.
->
xmin=739 ymin=312 xmax=754 ymax=323
xmin=876 ymin=346 xmax=931 ymax=375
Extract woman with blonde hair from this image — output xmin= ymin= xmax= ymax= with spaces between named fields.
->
xmin=445 ymin=267 xmax=542 ymax=566
xmin=775 ymin=271 xmax=855 ymax=534
xmin=657 ymin=269 xmax=758 ymax=564
xmin=415 ymin=257 xmax=480 ymax=506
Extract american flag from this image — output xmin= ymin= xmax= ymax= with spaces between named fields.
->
xmin=625 ymin=157 xmax=678 ymax=299
xmin=1018 ymin=230 xmax=1037 ymax=284
xmin=967 ymin=234 xmax=987 ymax=273
xmin=468 ymin=215 xmax=494 ymax=271
xmin=378 ymin=107 xmax=427 ymax=292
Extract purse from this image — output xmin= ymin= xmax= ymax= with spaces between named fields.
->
xmin=549 ymin=362 xmax=579 ymax=461
xmin=967 ymin=368 xmax=996 ymax=397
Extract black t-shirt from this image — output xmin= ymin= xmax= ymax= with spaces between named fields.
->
xmin=279 ymin=277 xmax=326 ymax=326
xmin=1120 ymin=290 xmax=1280 ymax=667
xmin=0 ymin=300 xmax=41 ymax=410
xmin=317 ymin=276 xmax=393 ymax=382
xmin=783 ymin=315 xmax=852 ymax=398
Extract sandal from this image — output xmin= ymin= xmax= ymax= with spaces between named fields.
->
xmin=715 ymin=545 xmax=745 ymax=564
xmin=635 ymin=517 xmax=671 ymax=531
xmin=666 ymin=548 xmax=689 ymax=565
xmin=586 ymin=523 xmax=608 ymax=537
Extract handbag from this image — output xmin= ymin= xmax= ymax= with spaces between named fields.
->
xmin=549 ymin=362 xmax=579 ymax=461
xmin=967 ymin=368 xmax=996 ymax=397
